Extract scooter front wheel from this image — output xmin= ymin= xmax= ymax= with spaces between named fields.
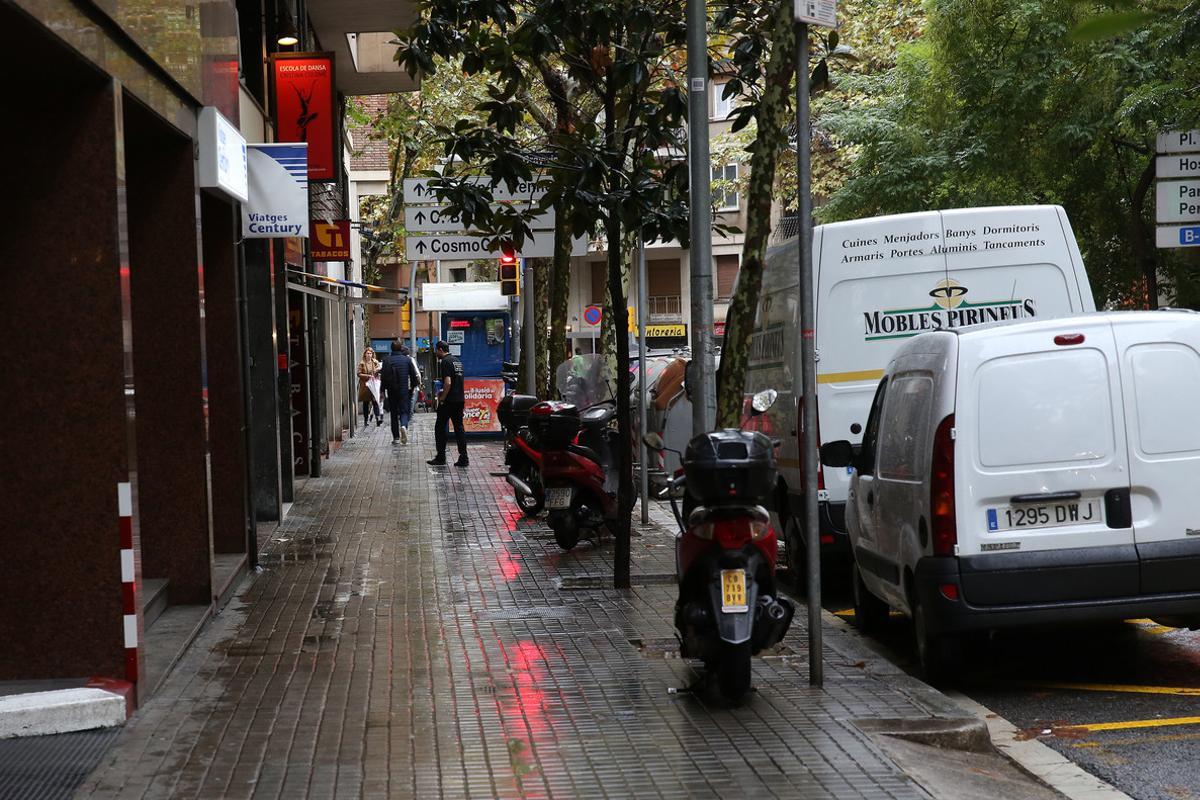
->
xmin=715 ymin=640 xmax=752 ymax=701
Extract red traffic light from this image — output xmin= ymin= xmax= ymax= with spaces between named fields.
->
xmin=499 ymin=245 xmax=517 ymax=266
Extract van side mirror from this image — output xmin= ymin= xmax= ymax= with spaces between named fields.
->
xmin=820 ymin=440 xmax=856 ymax=469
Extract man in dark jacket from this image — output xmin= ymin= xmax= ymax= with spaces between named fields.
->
xmin=381 ymin=339 xmax=418 ymax=445
xmin=428 ymin=340 xmax=468 ymax=467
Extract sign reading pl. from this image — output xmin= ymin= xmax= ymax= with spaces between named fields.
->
xmin=404 ymin=204 xmax=555 ymax=233
xmin=1156 ymin=179 xmax=1200 ymax=223
xmin=1156 ymin=130 xmax=1200 ymax=154
xmin=794 ymin=0 xmax=836 ymax=27
xmin=403 ymin=177 xmax=546 ymax=205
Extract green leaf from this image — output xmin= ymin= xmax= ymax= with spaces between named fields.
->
xmin=1068 ymin=11 xmax=1154 ymax=41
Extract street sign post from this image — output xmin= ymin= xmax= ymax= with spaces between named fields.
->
xmin=1157 ymin=132 xmax=1200 ymax=249
xmin=405 ymin=232 xmax=586 ymax=261
xmin=404 ymin=205 xmax=555 ymax=233
xmin=794 ymin=0 xmax=835 ymax=689
xmin=403 ymin=177 xmax=547 ymax=205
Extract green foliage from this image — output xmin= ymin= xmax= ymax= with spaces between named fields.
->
xmin=820 ymin=0 xmax=1200 ymax=306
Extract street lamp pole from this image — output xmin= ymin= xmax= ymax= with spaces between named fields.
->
xmin=686 ymin=0 xmax=715 ymax=436
xmin=637 ymin=239 xmax=650 ymax=525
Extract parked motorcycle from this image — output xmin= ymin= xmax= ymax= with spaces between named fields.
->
xmin=647 ymin=389 xmax=794 ymax=701
xmin=497 ymin=392 xmax=545 ymax=516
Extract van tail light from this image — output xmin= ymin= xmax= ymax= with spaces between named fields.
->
xmin=930 ymin=414 xmax=957 ymax=556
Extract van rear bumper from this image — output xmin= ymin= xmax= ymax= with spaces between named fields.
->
xmin=914 ymin=556 xmax=1200 ymax=635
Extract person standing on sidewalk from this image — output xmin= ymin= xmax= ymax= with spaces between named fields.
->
xmin=428 ymin=340 xmax=468 ymax=467
xmin=381 ymin=340 xmax=418 ymax=445
xmin=357 ymin=347 xmax=383 ymax=427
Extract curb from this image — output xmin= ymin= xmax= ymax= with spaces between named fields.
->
xmin=0 ymin=680 xmax=132 ymax=739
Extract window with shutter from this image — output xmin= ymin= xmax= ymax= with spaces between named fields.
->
xmin=716 ymin=255 xmax=739 ymax=300
xmin=590 ymin=263 xmax=606 ymax=304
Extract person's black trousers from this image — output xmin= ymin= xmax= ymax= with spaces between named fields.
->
xmin=434 ymin=400 xmax=467 ymax=460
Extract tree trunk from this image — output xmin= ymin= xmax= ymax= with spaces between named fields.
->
xmin=607 ymin=208 xmax=633 ymax=589
xmin=548 ymin=212 xmax=572 ymax=397
xmin=714 ymin=0 xmax=798 ymax=428
xmin=534 ymin=257 xmax=551 ymax=397
xmin=1130 ymin=155 xmax=1158 ymax=308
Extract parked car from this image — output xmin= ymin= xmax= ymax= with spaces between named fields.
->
xmin=744 ymin=205 xmax=1097 ymax=585
xmin=821 ymin=310 xmax=1200 ymax=679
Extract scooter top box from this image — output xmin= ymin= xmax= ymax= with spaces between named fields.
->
xmin=683 ymin=429 xmax=777 ymax=506
xmin=529 ymin=401 xmax=581 ymax=448
xmin=498 ymin=394 xmax=540 ymax=432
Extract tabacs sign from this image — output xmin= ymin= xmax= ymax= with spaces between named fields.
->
xmin=311 ymin=220 xmax=351 ymax=261
xmin=863 ymin=279 xmax=1037 ymax=342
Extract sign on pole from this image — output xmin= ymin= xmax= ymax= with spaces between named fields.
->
xmin=404 ymin=205 xmax=555 ymax=233
xmin=405 ymin=232 xmax=586 ymax=261
xmin=403 ymin=177 xmax=547 ymax=205
xmin=242 ymin=143 xmax=309 ymax=238
xmin=794 ymin=0 xmax=837 ymax=27
xmin=1155 ymin=131 xmax=1200 ymax=249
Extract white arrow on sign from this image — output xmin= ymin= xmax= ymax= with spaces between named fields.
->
xmin=1156 ymin=130 xmax=1200 ymax=154
xmin=404 ymin=204 xmax=555 ymax=233
xmin=1157 ymin=153 xmax=1200 ymax=179
xmin=403 ymin=176 xmax=547 ymax=205
xmin=405 ymin=232 xmax=588 ymax=261
xmin=1156 ymin=179 xmax=1200 ymax=223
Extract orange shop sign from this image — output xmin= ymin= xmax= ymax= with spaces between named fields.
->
xmin=311 ymin=220 xmax=351 ymax=261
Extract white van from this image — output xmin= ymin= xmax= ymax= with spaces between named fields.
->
xmin=745 ymin=206 xmax=1096 ymax=581
xmin=821 ymin=310 xmax=1200 ymax=677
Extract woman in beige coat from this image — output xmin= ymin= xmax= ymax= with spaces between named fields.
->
xmin=357 ymin=347 xmax=383 ymax=426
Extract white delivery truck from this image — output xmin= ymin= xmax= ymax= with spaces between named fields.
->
xmin=744 ymin=206 xmax=1096 ymax=581
xmin=820 ymin=311 xmax=1200 ymax=678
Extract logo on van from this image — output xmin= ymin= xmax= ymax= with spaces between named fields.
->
xmin=863 ymin=280 xmax=1037 ymax=342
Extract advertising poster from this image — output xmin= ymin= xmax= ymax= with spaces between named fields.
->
xmin=242 ymin=143 xmax=309 ymax=238
xmin=272 ymin=52 xmax=337 ymax=181
xmin=462 ymin=379 xmax=505 ymax=434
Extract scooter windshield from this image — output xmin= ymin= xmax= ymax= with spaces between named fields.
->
xmin=555 ymin=353 xmax=613 ymax=408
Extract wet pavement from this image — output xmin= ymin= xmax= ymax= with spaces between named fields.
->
xmin=77 ymin=415 xmax=999 ymax=799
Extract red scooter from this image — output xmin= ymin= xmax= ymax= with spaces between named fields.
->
xmin=497 ymin=393 xmax=545 ymax=516
xmin=539 ymin=401 xmax=619 ymax=550
xmin=648 ymin=391 xmax=794 ymax=700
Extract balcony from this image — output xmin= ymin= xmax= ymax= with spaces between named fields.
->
xmin=647 ymin=294 xmax=683 ymax=322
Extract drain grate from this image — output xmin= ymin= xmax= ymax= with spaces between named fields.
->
xmin=557 ymin=573 xmax=676 ymax=590
xmin=474 ymin=606 xmax=575 ymax=622
xmin=0 ymin=728 xmax=121 ymax=800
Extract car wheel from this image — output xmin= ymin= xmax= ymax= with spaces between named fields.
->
xmin=851 ymin=560 xmax=888 ymax=634
xmin=913 ymin=598 xmax=961 ymax=684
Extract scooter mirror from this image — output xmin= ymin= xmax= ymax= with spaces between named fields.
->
xmin=751 ymin=388 xmax=778 ymax=415
xmin=643 ymin=432 xmax=665 ymax=451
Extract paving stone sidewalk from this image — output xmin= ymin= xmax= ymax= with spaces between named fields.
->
xmin=75 ymin=415 xmax=974 ymax=799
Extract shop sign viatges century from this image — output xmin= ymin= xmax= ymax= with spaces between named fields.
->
xmin=242 ymin=143 xmax=309 ymax=238
xmin=197 ymin=107 xmax=248 ymax=203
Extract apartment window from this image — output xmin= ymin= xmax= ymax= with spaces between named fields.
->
xmin=716 ymin=255 xmax=740 ymax=300
xmin=712 ymin=163 xmax=739 ymax=211
xmin=711 ymin=81 xmax=734 ymax=119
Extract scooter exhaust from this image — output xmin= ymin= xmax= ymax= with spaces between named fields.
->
xmin=505 ymin=473 xmax=534 ymax=496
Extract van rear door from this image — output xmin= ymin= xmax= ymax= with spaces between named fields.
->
xmin=1112 ymin=314 xmax=1200 ymax=594
xmin=953 ymin=320 xmax=1136 ymax=605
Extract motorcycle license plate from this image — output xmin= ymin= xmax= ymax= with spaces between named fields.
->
xmin=720 ymin=569 xmax=748 ymax=613
xmin=546 ymin=487 xmax=572 ymax=509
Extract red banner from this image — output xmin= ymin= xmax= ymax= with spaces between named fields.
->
xmin=311 ymin=220 xmax=351 ymax=261
xmin=462 ymin=379 xmax=505 ymax=434
xmin=272 ymin=53 xmax=337 ymax=181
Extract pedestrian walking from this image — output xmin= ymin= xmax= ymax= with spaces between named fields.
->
xmin=381 ymin=339 xmax=419 ymax=445
xmin=428 ymin=340 xmax=468 ymax=467
xmin=357 ymin=347 xmax=383 ymax=427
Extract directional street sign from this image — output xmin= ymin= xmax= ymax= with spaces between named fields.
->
xmin=1157 ymin=153 xmax=1200 ymax=179
xmin=1157 ymin=130 xmax=1200 ymax=154
xmin=403 ymin=177 xmax=547 ymax=205
xmin=794 ymin=0 xmax=836 ymax=27
xmin=405 ymin=231 xmax=587 ymax=261
xmin=1156 ymin=179 xmax=1200 ymax=224
xmin=404 ymin=204 xmax=555 ymax=233
xmin=1156 ymin=225 xmax=1200 ymax=248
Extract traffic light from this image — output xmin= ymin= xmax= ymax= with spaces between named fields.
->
xmin=400 ymin=299 xmax=411 ymax=332
xmin=499 ymin=245 xmax=520 ymax=296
